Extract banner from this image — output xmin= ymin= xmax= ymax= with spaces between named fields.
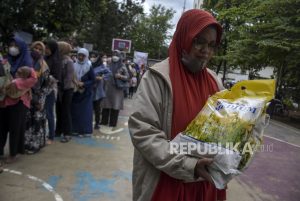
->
xmin=112 ymin=38 xmax=131 ymax=53
xmin=133 ymin=51 xmax=148 ymax=67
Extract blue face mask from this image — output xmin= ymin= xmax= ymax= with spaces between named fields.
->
xmin=31 ymin=50 xmax=41 ymax=60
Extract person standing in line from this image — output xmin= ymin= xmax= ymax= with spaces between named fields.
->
xmin=90 ymin=51 xmax=102 ymax=68
xmin=128 ymin=74 xmax=137 ymax=99
xmin=0 ymin=37 xmax=37 ymax=163
xmin=24 ymin=41 xmax=53 ymax=153
xmin=56 ymin=41 xmax=75 ymax=143
xmin=93 ymin=54 xmax=111 ymax=130
xmin=44 ymin=40 xmax=61 ymax=143
xmin=100 ymin=50 xmax=129 ymax=134
xmin=71 ymin=48 xmax=95 ymax=137
xmin=128 ymin=9 xmax=226 ymax=201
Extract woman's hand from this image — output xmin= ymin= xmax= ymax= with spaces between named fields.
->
xmin=78 ymin=81 xmax=84 ymax=87
xmin=96 ymin=76 xmax=102 ymax=81
xmin=194 ymin=158 xmax=214 ymax=184
xmin=115 ymin=73 xmax=122 ymax=79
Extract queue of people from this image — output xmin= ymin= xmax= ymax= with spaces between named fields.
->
xmin=0 ymin=36 xmax=141 ymax=165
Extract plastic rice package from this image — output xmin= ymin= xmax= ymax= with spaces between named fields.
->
xmin=171 ymin=79 xmax=275 ymax=189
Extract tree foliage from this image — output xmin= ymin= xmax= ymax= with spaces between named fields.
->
xmin=203 ymin=0 xmax=300 ymax=103
xmin=0 ymin=0 xmax=107 ymax=41
xmin=128 ymin=5 xmax=175 ymax=59
xmin=0 ymin=0 xmax=174 ymax=59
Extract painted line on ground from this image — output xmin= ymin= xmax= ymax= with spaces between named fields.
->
xmin=3 ymin=169 xmax=63 ymax=201
xmin=270 ymin=120 xmax=300 ymax=134
xmin=93 ymin=135 xmax=120 ymax=141
xmin=264 ymin=135 xmax=300 ymax=148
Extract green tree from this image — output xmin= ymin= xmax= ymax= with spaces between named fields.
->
xmin=0 ymin=0 xmax=107 ymax=41
xmin=129 ymin=4 xmax=175 ymax=59
xmin=76 ymin=0 xmax=144 ymax=54
xmin=203 ymin=0 xmax=300 ymax=105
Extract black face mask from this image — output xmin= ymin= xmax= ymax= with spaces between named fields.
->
xmin=181 ymin=50 xmax=206 ymax=73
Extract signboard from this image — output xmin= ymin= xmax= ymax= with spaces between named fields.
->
xmin=112 ymin=38 xmax=131 ymax=53
xmin=133 ymin=51 xmax=148 ymax=67
xmin=83 ymin=43 xmax=93 ymax=52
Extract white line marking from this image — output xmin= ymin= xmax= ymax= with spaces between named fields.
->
xmin=3 ymin=169 xmax=64 ymax=201
xmin=265 ymin=135 xmax=300 ymax=148
xmin=6 ymin=169 xmax=22 ymax=175
xmin=270 ymin=120 xmax=300 ymax=135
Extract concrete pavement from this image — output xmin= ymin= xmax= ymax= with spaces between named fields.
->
xmin=0 ymin=98 xmax=300 ymax=201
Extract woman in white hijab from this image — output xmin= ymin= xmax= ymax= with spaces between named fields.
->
xmin=71 ymin=48 xmax=95 ymax=137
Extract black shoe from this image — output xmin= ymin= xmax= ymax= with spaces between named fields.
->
xmin=94 ymin=124 xmax=100 ymax=129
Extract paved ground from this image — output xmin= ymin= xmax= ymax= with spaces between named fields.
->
xmin=0 ymin=98 xmax=300 ymax=201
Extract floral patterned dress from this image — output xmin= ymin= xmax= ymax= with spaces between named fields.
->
xmin=24 ymin=59 xmax=54 ymax=153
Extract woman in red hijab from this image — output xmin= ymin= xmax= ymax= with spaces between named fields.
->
xmin=129 ymin=9 xmax=225 ymax=201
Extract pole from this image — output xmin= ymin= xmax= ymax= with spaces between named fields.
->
xmin=182 ymin=0 xmax=186 ymax=13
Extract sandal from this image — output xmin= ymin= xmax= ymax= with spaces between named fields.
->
xmin=25 ymin=149 xmax=39 ymax=155
xmin=60 ymin=136 xmax=71 ymax=143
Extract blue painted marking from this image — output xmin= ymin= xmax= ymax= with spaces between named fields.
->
xmin=73 ymin=171 xmax=116 ymax=201
xmin=47 ymin=175 xmax=62 ymax=189
xmin=113 ymin=170 xmax=132 ymax=181
xmin=46 ymin=171 xmax=131 ymax=200
xmin=73 ymin=138 xmax=114 ymax=149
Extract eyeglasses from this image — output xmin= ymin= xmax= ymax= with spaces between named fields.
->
xmin=192 ymin=37 xmax=218 ymax=51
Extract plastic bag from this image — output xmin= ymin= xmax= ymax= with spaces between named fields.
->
xmin=173 ymin=79 xmax=275 ymax=189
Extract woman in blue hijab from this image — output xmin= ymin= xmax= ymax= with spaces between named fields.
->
xmin=100 ymin=50 xmax=129 ymax=134
xmin=8 ymin=37 xmax=33 ymax=76
xmin=0 ymin=37 xmax=37 ymax=163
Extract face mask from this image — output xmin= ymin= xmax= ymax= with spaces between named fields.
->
xmin=9 ymin=47 xmax=20 ymax=56
xmin=103 ymin=61 xmax=107 ymax=66
xmin=181 ymin=51 xmax=206 ymax=73
xmin=90 ymin=58 xmax=97 ymax=63
xmin=31 ymin=50 xmax=41 ymax=60
xmin=112 ymin=56 xmax=120 ymax=62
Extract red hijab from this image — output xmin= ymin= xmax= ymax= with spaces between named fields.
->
xmin=169 ymin=9 xmax=222 ymax=139
xmin=152 ymin=9 xmax=226 ymax=201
